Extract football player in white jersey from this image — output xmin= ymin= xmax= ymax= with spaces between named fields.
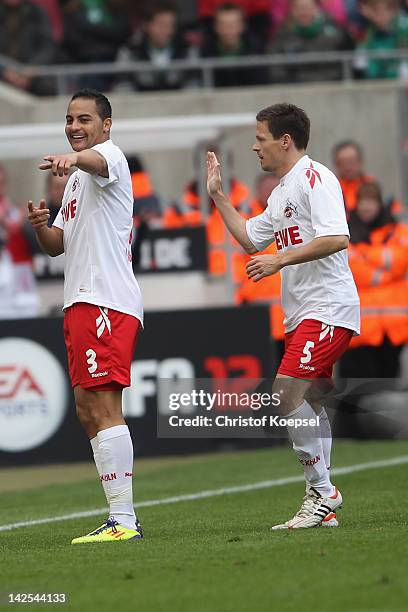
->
xmin=27 ymin=90 xmax=144 ymax=543
xmin=207 ymin=103 xmax=360 ymax=529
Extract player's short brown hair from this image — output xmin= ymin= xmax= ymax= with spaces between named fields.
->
xmin=70 ymin=89 xmax=112 ymax=122
xmin=256 ymin=103 xmax=310 ymax=150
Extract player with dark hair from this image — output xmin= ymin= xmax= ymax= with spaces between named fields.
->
xmin=207 ymin=103 xmax=360 ymax=529
xmin=27 ymin=89 xmax=143 ymax=543
xmin=70 ymin=88 xmax=112 ymax=122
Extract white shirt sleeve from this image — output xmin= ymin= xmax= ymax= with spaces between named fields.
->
xmin=53 ymin=206 xmax=64 ymax=230
xmin=91 ymin=140 xmax=122 ymax=188
xmin=245 ymin=207 xmax=275 ymax=252
xmin=304 ymin=170 xmax=350 ymax=238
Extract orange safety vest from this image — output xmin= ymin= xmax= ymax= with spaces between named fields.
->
xmin=340 ymin=175 xmax=404 ymax=217
xmin=349 ymin=222 xmax=408 ymax=347
xmin=235 ymin=198 xmax=285 ymax=340
xmin=131 ymin=171 xmax=154 ymax=198
xmin=163 ymin=179 xmax=252 ymax=280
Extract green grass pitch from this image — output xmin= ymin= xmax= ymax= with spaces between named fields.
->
xmin=0 ymin=440 xmax=408 ymax=612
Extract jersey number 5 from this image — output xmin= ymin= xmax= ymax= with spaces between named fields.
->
xmin=300 ymin=340 xmax=315 ymax=364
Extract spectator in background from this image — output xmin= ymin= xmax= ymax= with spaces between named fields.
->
xmin=269 ymin=0 xmax=354 ymax=83
xmin=128 ymin=156 xmax=162 ymax=222
xmin=343 ymin=0 xmax=369 ymax=39
xmin=0 ymin=165 xmax=39 ymax=318
xmin=33 ymin=0 xmax=64 ymax=42
xmin=0 ymin=166 xmax=20 ymax=230
xmin=0 ymin=219 xmax=16 ymax=320
xmin=250 ymin=172 xmax=280 ymax=216
xmin=62 ymin=0 xmax=130 ymax=89
xmin=164 ymin=144 xmax=252 ymax=279
xmin=332 ymin=140 xmax=403 ymax=216
xmin=127 ymin=155 xmax=163 ymax=267
xmin=0 ymin=164 xmax=31 ymax=266
xmin=270 ymin=0 xmax=349 ymax=29
xmin=124 ymin=2 xmax=191 ymax=92
xmin=200 ymin=3 xmax=265 ymax=87
xmin=199 ymin=0 xmax=272 ymax=47
xmin=339 ymin=181 xmax=408 ymax=379
xmin=0 ymin=0 xmax=56 ymax=96
xmin=236 ymin=173 xmax=286 ymax=352
xmin=356 ymin=0 xmax=408 ymax=79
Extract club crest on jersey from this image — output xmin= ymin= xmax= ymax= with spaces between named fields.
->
xmin=72 ymin=176 xmax=80 ymax=192
xmin=284 ymin=201 xmax=298 ymax=218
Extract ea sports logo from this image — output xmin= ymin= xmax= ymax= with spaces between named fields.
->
xmin=0 ymin=338 xmax=67 ymax=452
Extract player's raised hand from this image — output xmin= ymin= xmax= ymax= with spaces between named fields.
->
xmin=206 ymin=151 xmax=223 ymax=198
xmin=246 ymin=254 xmax=283 ymax=282
xmin=27 ymin=199 xmax=50 ymax=230
xmin=39 ymin=153 xmax=78 ymax=176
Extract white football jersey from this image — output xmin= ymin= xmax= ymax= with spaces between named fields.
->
xmin=53 ymin=139 xmax=143 ymax=324
xmin=246 ymin=155 xmax=360 ymax=334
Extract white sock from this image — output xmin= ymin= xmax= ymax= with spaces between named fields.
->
xmin=286 ymin=400 xmax=334 ymax=497
xmin=96 ymin=425 xmax=137 ymax=530
xmin=317 ymin=407 xmax=332 ymax=471
xmin=90 ymin=436 xmax=109 ymax=503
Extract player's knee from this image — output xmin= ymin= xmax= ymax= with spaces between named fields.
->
xmin=75 ymin=399 xmax=95 ymax=430
xmin=75 ymin=388 xmax=98 ymax=428
xmin=273 ymin=383 xmax=298 ymax=415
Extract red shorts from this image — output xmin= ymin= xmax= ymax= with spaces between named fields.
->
xmin=63 ymin=303 xmax=141 ymax=391
xmin=278 ymin=319 xmax=353 ymax=380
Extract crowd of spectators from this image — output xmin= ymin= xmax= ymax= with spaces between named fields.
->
xmin=2 ymin=0 xmax=408 ymax=95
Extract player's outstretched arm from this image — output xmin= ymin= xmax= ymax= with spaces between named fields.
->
xmin=206 ymin=151 xmax=257 ymax=254
xmin=27 ymin=199 xmax=64 ymax=257
xmin=39 ymin=150 xmax=108 ymax=178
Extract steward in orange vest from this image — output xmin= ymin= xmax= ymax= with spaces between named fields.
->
xmin=164 ymin=177 xmax=252 ymax=281
xmin=347 ymin=182 xmax=408 ymax=357
xmin=333 ymin=140 xmax=403 ymax=216
xmin=234 ymin=173 xmax=285 ymax=341
xmin=128 ymin=156 xmax=161 ymax=222
xmin=235 ymin=238 xmax=285 ymax=341
xmin=127 ymin=156 xmax=162 ymax=266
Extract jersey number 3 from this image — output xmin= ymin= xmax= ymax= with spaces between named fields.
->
xmin=86 ymin=348 xmax=98 ymax=373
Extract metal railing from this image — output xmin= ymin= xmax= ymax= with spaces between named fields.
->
xmin=1 ymin=48 xmax=408 ymax=94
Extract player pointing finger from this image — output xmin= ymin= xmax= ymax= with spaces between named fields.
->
xmin=39 ymin=153 xmax=79 ymax=177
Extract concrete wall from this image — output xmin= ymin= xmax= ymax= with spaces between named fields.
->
xmin=0 ymin=80 xmax=403 ymax=208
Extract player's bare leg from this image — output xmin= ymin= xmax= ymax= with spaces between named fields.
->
xmin=271 ymin=375 xmax=341 ymax=529
xmin=74 ymin=386 xmax=125 ymax=440
xmin=72 ymin=386 xmax=142 ymax=544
